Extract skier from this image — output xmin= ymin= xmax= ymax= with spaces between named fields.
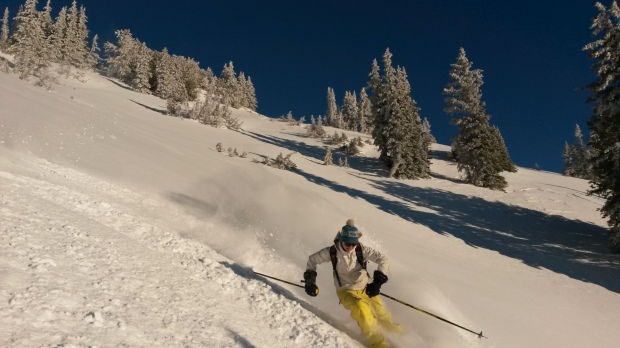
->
xmin=303 ymin=219 xmax=402 ymax=348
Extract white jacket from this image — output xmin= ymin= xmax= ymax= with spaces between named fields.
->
xmin=306 ymin=242 xmax=390 ymax=290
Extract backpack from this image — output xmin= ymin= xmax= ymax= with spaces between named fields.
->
xmin=329 ymin=243 xmax=367 ymax=287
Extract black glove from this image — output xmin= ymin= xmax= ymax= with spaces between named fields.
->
xmin=365 ymin=270 xmax=388 ymax=298
xmin=304 ymin=270 xmax=319 ymax=297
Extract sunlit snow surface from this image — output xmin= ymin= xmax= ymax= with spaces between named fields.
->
xmin=1 ymin=65 xmax=619 ymax=348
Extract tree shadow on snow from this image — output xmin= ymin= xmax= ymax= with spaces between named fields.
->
xmin=294 ymin=169 xmax=620 ymax=293
xmin=224 ymin=327 xmax=257 ymax=348
xmin=241 ymin=131 xmax=388 ymax=177
xmin=129 ymin=99 xmax=167 ymax=116
xmin=103 ymin=76 xmax=134 ymax=91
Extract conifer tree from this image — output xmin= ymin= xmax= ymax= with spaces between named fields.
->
xmin=0 ymin=7 xmax=9 ymax=51
xmin=104 ymin=29 xmax=138 ymax=82
xmin=563 ymin=124 xmax=592 ymax=179
xmin=235 ymin=71 xmax=257 ymax=110
xmin=306 ymin=115 xmax=326 ymax=138
xmin=131 ymin=41 xmax=152 ymax=93
xmin=369 ymin=48 xmax=430 ymax=179
xmin=105 ymin=29 xmax=154 ymax=93
xmin=64 ymin=1 xmax=85 ymax=68
xmin=444 ymin=48 xmax=511 ymax=190
xmin=12 ymin=0 xmax=50 ymax=78
xmin=368 ymin=58 xmax=387 ymax=162
xmin=490 ymin=126 xmax=517 ymax=173
xmin=49 ymin=6 xmax=67 ymax=61
xmin=342 ymin=90 xmax=359 ymax=131
xmin=562 ymin=142 xmax=574 ymax=176
xmin=245 ymin=76 xmax=257 ymax=111
xmin=154 ymin=47 xmax=176 ymax=99
xmin=74 ymin=5 xmax=91 ymax=68
xmin=88 ymin=33 xmax=101 ymax=69
xmin=421 ymin=117 xmax=437 ymax=144
xmin=325 ymin=87 xmax=339 ymax=128
xmin=200 ymin=66 xmax=217 ymax=96
xmin=218 ymin=61 xmax=238 ymax=107
xmin=178 ymin=56 xmax=201 ymax=101
xmin=167 ymin=55 xmax=190 ymax=104
xmin=324 ymin=147 xmax=333 ymax=165
xmin=41 ymin=0 xmax=53 ymax=38
xmin=583 ymin=1 xmax=620 ymax=252
xmin=358 ymin=87 xmax=373 ymax=134
xmin=237 ymin=71 xmax=249 ymax=108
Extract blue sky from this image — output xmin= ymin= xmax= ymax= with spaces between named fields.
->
xmin=2 ymin=0 xmax=602 ymax=172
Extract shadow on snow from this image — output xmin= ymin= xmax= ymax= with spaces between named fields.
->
xmin=298 ymin=169 xmax=620 ymax=292
xmin=171 ymin=129 xmax=620 ymax=293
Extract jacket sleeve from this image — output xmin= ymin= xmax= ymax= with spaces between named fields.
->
xmin=362 ymin=245 xmax=390 ymax=275
xmin=306 ymin=246 xmax=332 ymax=271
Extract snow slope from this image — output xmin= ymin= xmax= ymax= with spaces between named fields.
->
xmin=1 ymin=69 xmax=619 ymax=348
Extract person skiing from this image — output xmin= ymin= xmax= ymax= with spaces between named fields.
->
xmin=303 ymin=219 xmax=401 ymax=348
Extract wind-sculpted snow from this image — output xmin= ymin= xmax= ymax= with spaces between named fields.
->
xmin=0 ymin=154 xmax=361 ymax=348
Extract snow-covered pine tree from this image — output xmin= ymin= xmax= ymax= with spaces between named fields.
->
xmin=131 ymin=41 xmax=152 ymax=93
xmin=147 ymin=49 xmax=162 ymax=93
xmin=177 ymin=56 xmax=201 ymax=101
xmin=0 ymin=7 xmax=9 ymax=51
xmin=11 ymin=0 xmax=51 ymax=79
xmin=218 ymin=61 xmax=239 ymax=107
xmin=368 ymin=58 xmax=388 ymax=163
xmin=341 ymin=90 xmax=359 ymax=131
xmin=200 ymin=66 xmax=217 ymax=97
xmin=490 ymin=125 xmax=517 ymax=173
xmin=245 ymin=76 xmax=257 ymax=111
xmin=421 ymin=117 xmax=437 ymax=144
xmin=154 ymin=47 xmax=176 ymax=99
xmin=306 ymin=115 xmax=326 ymax=138
xmin=324 ymin=147 xmax=333 ymax=165
xmin=444 ymin=47 xmax=509 ymax=190
xmin=88 ymin=33 xmax=101 ymax=69
xmin=236 ymin=71 xmax=257 ymax=110
xmin=64 ymin=1 xmax=79 ymax=62
xmin=369 ymin=48 xmax=429 ymax=179
xmin=563 ymin=124 xmax=592 ymax=179
xmin=572 ymin=125 xmax=589 ymax=178
xmin=41 ymin=0 xmax=53 ymax=39
xmin=390 ymin=66 xmax=430 ymax=179
xmin=237 ymin=71 xmax=249 ymax=108
xmin=345 ymin=140 xmax=360 ymax=156
xmin=165 ymin=55 xmax=192 ymax=108
xmin=358 ymin=87 xmax=373 ymax=134
xmin=104 ymin=29 xmax=138 ymax=83
xmin=104 ymin=29 xmax=153 ymax=93
xmin=562 ymin=141 xmax=574 ymax=176
xmin=325 ymin=87 xmax=339 ymax=128
xmin=584 ymin=0 xmax=620 ymax=252
xmin=63 ymin=1 xmax=89 ymax=69
xmin=74 ymin=5 xmax=92 ymax=69
xmin=49 ymin=6 xmax=67 ymax=62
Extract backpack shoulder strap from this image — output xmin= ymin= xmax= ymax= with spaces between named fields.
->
xmin=329 ymin=245 xmax=342 ymax=287
xmin=329 ymin=245 xmax=338 ymax=270
xmin=356 ymin=243 xmax=367 ymax=270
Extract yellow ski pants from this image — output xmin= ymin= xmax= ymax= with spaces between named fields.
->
xmin=336 ymin=289 xmax=396 ymax=348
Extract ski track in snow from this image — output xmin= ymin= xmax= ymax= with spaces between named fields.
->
xmin=0 ymin=156 xmax=362 ymax=348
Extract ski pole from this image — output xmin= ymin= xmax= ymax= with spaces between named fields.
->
xmin=380 ymin=292 xmax=487 ymax=339
xmin=254 ymin=271 xmax=305 ymax=289
xmin=254 ymin=272 xmax=486 ymax=339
